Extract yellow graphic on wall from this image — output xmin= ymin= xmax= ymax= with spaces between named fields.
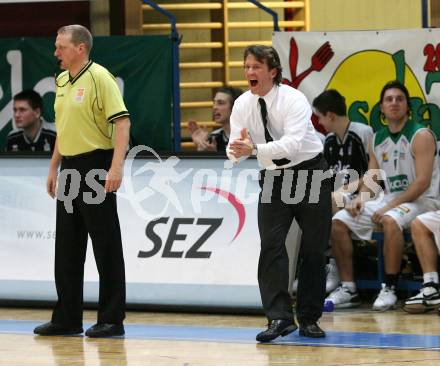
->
xmin=280 ymin=36 xmax=440 ymax=139
xmin=327 ymin=50 xmax=426 ymax=131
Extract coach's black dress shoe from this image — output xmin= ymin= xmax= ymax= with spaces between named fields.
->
xmin=299 ymin=322 xmax=325 ymax=338
xmin=33 ymin=322 xmax=83 ymax=336
xmin=256 ymin=319 xmax=298 ymax=342
xmin=85 ymin=323 xmax=125 ymax=338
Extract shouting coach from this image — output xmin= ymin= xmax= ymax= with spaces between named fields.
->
xmin=228 ymin=45 xmax=331 ymax=342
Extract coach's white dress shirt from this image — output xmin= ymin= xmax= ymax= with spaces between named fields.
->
xmin=227 ymin=84 xmax=323 ymax=170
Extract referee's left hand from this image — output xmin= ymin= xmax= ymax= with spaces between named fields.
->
xmin=105 ymin=166 xmax=123 ymax=192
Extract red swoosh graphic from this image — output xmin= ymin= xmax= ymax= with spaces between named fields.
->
xmin=200 ymin=187 xmax=245 ymax=242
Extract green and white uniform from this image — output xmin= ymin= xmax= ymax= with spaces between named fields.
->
xmin=417 ymin=210 xmax=440 ymax=252
xmin=374 ymin=121 xmax=439 ymax=198
xmin=333 ymin=121 xmax=440 ymax=240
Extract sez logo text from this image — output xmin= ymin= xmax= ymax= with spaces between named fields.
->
xmin=138 ymin=217 xmax=223 ymax=259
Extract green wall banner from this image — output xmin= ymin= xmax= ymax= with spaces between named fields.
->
xmin=0 ymin=35 xmax=172 ymax=151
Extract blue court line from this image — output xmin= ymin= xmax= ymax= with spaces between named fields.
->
xmin=1 ymin=320 xmax=440 ymax=351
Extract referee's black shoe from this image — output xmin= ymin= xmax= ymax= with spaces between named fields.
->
xmin=256 ymin=319 xmax=297 ymax=342
xmin=34 ymin=322 xmax=83 ymax=336
xmin=85 ymin=323 xmax=125 ymax=338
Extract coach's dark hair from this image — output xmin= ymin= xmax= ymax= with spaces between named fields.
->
xmin=13 ymin=89 xmax=43 ymax=113
xmin=379 ymin=80 xmax=411 ymax=115
xmin=243 ymin=45 xmax=282 ymax=85
xmin=312 ymin=89 xmax=347 ymax=116
xmin=216 ymin=87 xmax=242 ymax=110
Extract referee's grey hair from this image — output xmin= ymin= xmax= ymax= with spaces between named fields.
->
xmin=57 ymin=25 xmax=93 ymax=54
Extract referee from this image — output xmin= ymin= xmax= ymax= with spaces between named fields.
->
xmin=34 ymin=25 xmax=130 ymax=338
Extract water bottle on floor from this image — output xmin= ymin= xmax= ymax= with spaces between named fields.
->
xmin=323 ymin=300 xmax=334 ymax=312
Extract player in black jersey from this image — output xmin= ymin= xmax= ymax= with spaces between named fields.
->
xmin=6 ymin=90 xmax=56 ymax=152
xmin=188 ymin=87 xmax=242 ymax=152
xmin=312 ymin=89 xmax=373 ymax=294
xmin=313 ymin=89 xmax=373 ymax=212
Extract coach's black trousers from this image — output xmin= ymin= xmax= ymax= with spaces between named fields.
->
xmin=257 ymin=155 xmax=332 ymax=324
xmin=51 ymin=149 xmax=126 ymax=327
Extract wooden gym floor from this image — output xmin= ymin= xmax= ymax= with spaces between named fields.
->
xmin=1 ymin=306 xmax=440 ymax=365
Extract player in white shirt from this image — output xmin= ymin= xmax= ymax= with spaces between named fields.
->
xmin=326 ymin=80 xmax=440 ymax=311
xmin=403 ymin=210 xmax=440 ymax=314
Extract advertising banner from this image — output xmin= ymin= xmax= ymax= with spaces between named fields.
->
xmin=1 ymin=154 xmax=299 ymax=308
xmin=273 ymin=29 xmax=440 ymax=139
xmin=0 ymin=35 xmax=172 ymax=151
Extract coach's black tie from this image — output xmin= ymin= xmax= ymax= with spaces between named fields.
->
xmin=258 ymin=98 xmax=291 ymax=166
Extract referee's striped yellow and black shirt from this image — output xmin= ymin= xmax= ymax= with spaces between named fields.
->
xmin=54 ymin=61 xmax=129 ymax=156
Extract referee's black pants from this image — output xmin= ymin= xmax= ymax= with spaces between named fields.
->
xmin=51 ymin=149 xmax=126 ymax=328
xmin=257 ymin=155 xmax=332 ymax=324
